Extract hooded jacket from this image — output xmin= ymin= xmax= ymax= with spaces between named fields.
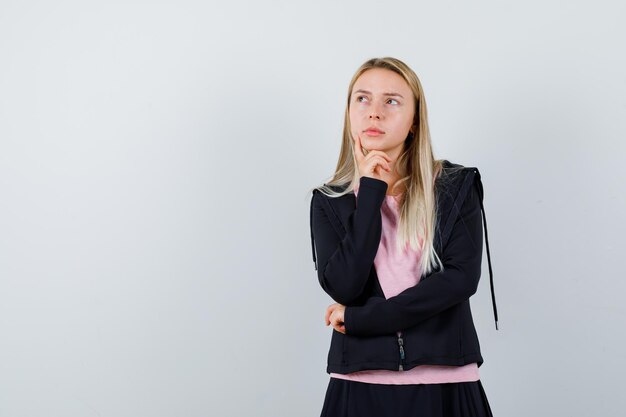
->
xmin=309 ymin=160 xmax=499 ymax=374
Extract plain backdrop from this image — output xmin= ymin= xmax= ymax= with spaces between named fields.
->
xmin=1 ymin=1 xmax=625 ymax=416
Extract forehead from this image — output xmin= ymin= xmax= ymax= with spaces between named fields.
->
xmin=353 ymin=68 xmax=411 ymax=95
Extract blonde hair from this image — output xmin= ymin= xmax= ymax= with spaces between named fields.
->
xmin=311 ymin=56 xmax=448 ymax=277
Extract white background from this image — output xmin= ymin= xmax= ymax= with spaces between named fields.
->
xmin=1 ymin=1 xmax=625 ymax=416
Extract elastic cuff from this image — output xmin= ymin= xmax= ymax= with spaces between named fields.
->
xmin=359 ymin=176 xmax=388 ymax=192
xmin=343 ymin=306 xmax=356 ymax=336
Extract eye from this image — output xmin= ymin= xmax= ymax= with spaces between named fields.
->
xmin=356 ymin=95 xmax=367 ymax=102
xmin=387 ymin=98 xmax=399 ymax=105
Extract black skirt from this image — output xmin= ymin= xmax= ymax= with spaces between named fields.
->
xmin=320 ymin=377 xmax=494 ymax=417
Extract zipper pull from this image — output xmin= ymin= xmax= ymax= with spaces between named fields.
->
xmin=397 ymin=333 xmax=405 ymax=371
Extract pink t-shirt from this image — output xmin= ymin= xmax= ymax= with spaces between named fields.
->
xmin=329 ymin=183 xmax=479 ymax=385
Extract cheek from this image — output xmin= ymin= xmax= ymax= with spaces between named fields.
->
xmin=351 ymin=104 xmax=368 ymax=116
xmin=391 ymin=114 xmax=414 ymax=133
xmin=348 ymin=110 xmax=362 ymax=130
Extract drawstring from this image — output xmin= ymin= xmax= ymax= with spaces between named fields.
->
xmin=473 ymin=169 xmax=499 ymax=331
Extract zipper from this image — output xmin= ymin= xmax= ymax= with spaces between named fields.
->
xmin=397 ymin=331 xmax=405 ymax=371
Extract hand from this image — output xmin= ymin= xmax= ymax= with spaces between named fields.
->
xmin=353 ymin=133 xmax=392 ymax=182
xmin=325 ymin=302 xmax=346 ymax=334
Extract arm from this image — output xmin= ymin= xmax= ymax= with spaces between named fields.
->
xmin=343 ymin=176 xmax=484 ymax=336
xmin=311 ymin=176 xmax=388 ymax=305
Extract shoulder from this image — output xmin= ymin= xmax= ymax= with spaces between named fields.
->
xmin=312 ymin=182 xmax=351 ymax=200
xmin=436 ymin=160 xmax=485 ymax=221
xmin=436 ymin=159 xmax=478 ymax=191
xmin=438 ymin=159 xmax=478 ymax=175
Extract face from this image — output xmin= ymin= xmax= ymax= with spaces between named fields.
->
xmin=349 ymin=68 xmax=416 ymax=159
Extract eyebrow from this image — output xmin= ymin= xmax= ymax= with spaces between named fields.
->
xmin=352 ymin=89 xmax=404 ymax=99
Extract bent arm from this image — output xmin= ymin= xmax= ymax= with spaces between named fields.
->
xmin=311 ymin=176 xmax=387 ymax=305
xmin=343 ymin=178 xmax=484 ymax=336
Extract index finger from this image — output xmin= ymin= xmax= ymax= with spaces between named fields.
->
xmin=354 ymin=133 xmax=366 ymax=161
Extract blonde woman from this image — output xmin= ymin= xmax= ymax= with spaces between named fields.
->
xmin=309 ymin=57 xmax=499 ymax=416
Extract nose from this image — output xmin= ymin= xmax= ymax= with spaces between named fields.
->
xmin=369 ymin=111 xmax=381 ymax=120
xmin=369 ymin=102 xmax=383 ymax=120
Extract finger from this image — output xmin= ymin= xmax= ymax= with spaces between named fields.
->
xmin=331 ymin=313 xmax=344 ymax=328
xmin=372 ymin=157 xmax=391 ymax=172
xmin=364 ymin=150 xmax=392 ymax=162
xmin=330 ymin=313 xmax=338 ymax=327
xmin=366 ymin=156 xmax=392 ymax=174
xmin=332 ymin=317 xmax=345 ymax=333
xmin=354 ymin=134 xmax=365 ymax=161
xmin=326 ymin=305 xmax=333 ymax=323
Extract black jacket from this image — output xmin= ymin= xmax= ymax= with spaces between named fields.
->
xmin=309 ymin=160 xmax=499 ymax=374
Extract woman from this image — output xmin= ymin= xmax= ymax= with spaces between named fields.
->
xmin=309 ymin=57 xmax=499 ymax=416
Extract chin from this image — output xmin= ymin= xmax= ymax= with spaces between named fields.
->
xmin=364 ymin=142 xmax=389 ymax=151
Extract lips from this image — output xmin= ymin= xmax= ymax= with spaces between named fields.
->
xmin=365 ymin=127 xmax=384 ymax=134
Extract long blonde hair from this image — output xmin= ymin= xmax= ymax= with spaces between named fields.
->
xmin=311 ymin=56 xmax=447 ymax=277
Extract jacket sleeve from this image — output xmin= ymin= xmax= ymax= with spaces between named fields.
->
xmin=343 ymin=176 xmax=484 ymax=336
xmin=311 ymin=176 xmax=388 ymax=305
